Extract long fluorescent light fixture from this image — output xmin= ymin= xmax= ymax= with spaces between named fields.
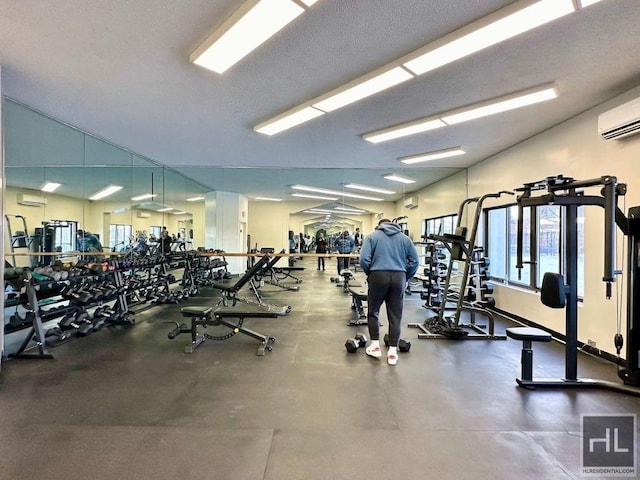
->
xmin=131 ymin=193 xmax=157 ymax=201
xmin=403 ymin=0 xmax=575 ymax=75
xmin=254 ymin=0 xmax=576 ymax=135
xmin=255 ymin=196 xmax=282 ymax=201
xmin=312 ymin=67 xmax=414 ymax=113
xmin=41 ymin=182 xmax=61 ymax=192
xmin=158 ymin=207 xmax=174 ymax=212
xmin=441 ymin=84 xmax=557 ymax=124
xmin=363 ymin=118 xmax=446 ymax=144
xmin=364 ymin=84 xmax=557 ymax=143
xmin=400 ymin=147 xmax=466 ymax=164
xmin=383 ymin=174 xmax=415 ymax=184
xmin=255 ymin=106 xmax=324 ymax=136
xmin=186 ymin=196 xmax=205 ymax=202
xmin=343 ymin=183 xmax=395 ymax=195
xmin=291 ymin=193 xmax=339 ymax=201
xmin=305 ymin=209 xmax=337 ymax=214
xmin=579 ymin=0 xmax=603 ymax=7
xmin=291 ymin=185 xmax=383 ymax=201
xmin=89 ymin=185 xmax=123 ymax=201
xmin=190 ymin=0 xmax=317 ymax=74
xmin=172 ymin=211 xmax=187 ymax=215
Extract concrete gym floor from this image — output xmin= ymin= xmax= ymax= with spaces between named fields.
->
xmin=1 ymin=259 xmax=639 ymax=480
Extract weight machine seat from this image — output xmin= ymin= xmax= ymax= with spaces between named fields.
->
xmin=181 ymin=306 xmax=214 ymax=318
xmin=506 ymin=327 xmax=552 ymax=343
xmin=348 ymin=286 xmax=367 ymax=300
xmin=275 ymin=267 xmax=304 ymax=272
xmin=213 ymin=303 xmax=290 ymax=318
xmin=339 ymin=269 xmax=353 ymax=277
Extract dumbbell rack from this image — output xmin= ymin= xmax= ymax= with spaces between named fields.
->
xmin=416 ymin=240 xmax=447 ymax=308
xmin=409 ymin=191 xmax=512 ymax=340
xmin=465 ymin=249 xmax=495 ymax=309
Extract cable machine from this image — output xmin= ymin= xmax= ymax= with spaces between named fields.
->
xmin=515 ymin=175 xmax=639 ymax=395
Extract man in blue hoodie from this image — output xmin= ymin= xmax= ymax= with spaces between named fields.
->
xmin=359 ymin=219 xmax=418 ymax=365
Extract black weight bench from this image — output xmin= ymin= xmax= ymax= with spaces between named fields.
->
xmin=347 ymin=285 xmax=367 ymax=325
xmin=506 ymin=327 xmax=553 ymax=383
xmin=168 ymin=303 xmax=290 ymax=356
xmin=211 ymin=254 xmax=272 ymax=306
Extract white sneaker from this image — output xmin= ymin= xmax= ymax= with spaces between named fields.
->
xmin=387 ymin=352 xmax=398 ymax=366
xmin=365 ymin=345 xmax=382 ymax=358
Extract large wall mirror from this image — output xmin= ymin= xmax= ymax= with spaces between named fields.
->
xmin=3 ymin=99 xmax=209 ymax=267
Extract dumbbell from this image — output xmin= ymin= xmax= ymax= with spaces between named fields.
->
xmin=345 ymin=333 xmax=368 ymax=353
xmin=383 ymin=334 xmax=411 ymax=353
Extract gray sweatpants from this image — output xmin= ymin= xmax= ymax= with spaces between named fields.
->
xmin=367 ymin=270 xmax=406 ymax=347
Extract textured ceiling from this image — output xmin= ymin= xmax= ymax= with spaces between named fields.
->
xmin=1 ymin=0 xmax=640 ymax=201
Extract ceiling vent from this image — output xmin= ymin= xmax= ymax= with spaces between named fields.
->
xmin=404 ymin=196 xmax=418 ymax=209
xmin=17 ymin=193 xmax=47 ymax=207
xmin=598 ymin=97 xmax=640 ymax=140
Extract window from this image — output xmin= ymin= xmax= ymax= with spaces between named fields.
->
xmin=423 ymin=213 xmax=458 ymax=238
xmin=109 ymin=224 xmax=132 ymax=250
xmin=149 ymin=225 xmax=162 ymax=240
xmin=485 ymin=204 xmax=584 ymax=297
xmin=44 ymin=220 xmax=78 ymax=252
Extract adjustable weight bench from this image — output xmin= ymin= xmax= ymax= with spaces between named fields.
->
xmin=211 ymin=254 xmax=272 ymax=306
xmin=347 ymin=284 xmax=367 ymax=326
xmin=168 ymin=303 xmax=290 ymax=356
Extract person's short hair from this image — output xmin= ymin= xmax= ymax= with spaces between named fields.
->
xmin=77 ymin=229 xmax=84 ymax=235
xmin=378 ymin=218 xmax=391 ymax=225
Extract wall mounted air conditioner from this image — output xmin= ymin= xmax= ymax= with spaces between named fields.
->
xmin=404 ymin=196 xmax=418 ymax=209
xmin=598 ymin=96 xmax=640 ymax=140
xmin=136 ymin=211 xmax=151 ymax=218
xmin=17 ymin=193 xmax=47 ymax=207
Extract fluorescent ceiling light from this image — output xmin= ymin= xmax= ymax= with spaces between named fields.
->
xmin=441 ymin=84 xmax=557 ymax=124
xmin=254 ymin=0 xmax=576 ymax=135
xmin=400 ymin=147 xmax=466 ymax=164
xmin=131 ymin=193 xmax=157 ymax=201
xmin=364 ymin=83 xmax=557 ymax=143
xmin=403 ymin=0 xmax=575 ymax=75
xmin=255 ymin=106 xmax=324 ymax=135
xmin=255 ymin=196 xmax=282 ymax=201
xmin=343 ymin=183 xmax=395 ymax=195
xmin=89 ymin=185 xmax=123 ymax=201
xmin=190 ymin=0 xmax=306 ymax=74
xmin=291 ymin=193 xmax=339 ymax=201
xmin=363 ymin=118 xmax=446 ymax=144
xmin=172 ymin=211 xmax=187 ymax=215
xmin=158 ymin=207 xmax=174 ymax=212
xmin=384 ymin=174 xmax=415 ymax=184
xmin=186 ymin=196 xmax=205 ymax=202
xmin=312 ymin=67 xmax=414 ymax=113
xmin=41 ymin=182 xmax=61 ymax=192
xmin=334 ymin=206 xmax=366 ymax=213
xmin=291 ymin=184 xmax=383 ymax=201
xmin=579 ymin=0 xmax=603 ymax=7
xmin=299 ymin=0 xmax=319 ymax=5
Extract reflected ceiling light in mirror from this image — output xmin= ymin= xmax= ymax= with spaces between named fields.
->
xmin=172 ymin=211 xmax=187 ymax=215
xmin=89 ymin=185 xmax=123 ymax=200
xmin=291 ymin=193 xmax=339 ymax=201
xmin=383 ymin=174 xmax=415 ymax=184
xmin=334 ymin=206 xmax=366 ymax=213
xmin=41 ymin=182 xmax=61 ymax=192
xmin=190 ymin=0 xmax=314 ymax=74
xmin=305 ymin=209 xmax=336 ymax=214
xmin=343 ymin=183 xmax=395 ymax=194
xmin=186 ymin=196 xmax=205 ymax=202
xmin=291 ymin=185 xmax=383 ymax=201
xmin=158 ymin=207 xmax=174 ymax=212
xmin=400 ymin=147 xmax=465 ymax=164
xmin=131 ymin=193 xmax=157 ymax=201
xmin=255 ymin=196 xmax=282 ymax=201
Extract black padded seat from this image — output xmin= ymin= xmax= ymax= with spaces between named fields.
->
xmin=506 ymin=327 xmax=552 ymax=342
xmin=347 ymin=281 xmax=363 ymax=289
xmin=181 ymin=306 xmax=213 ymax=318
xmin=348 ymin=286 xmax=367 ymax=299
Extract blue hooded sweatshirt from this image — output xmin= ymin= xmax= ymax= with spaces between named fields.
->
xmin=359 ymin=222 xmax=419 ymax=279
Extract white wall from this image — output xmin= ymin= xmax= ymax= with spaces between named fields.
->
xmin=410 ymin=84 xmax=640 ymax=357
